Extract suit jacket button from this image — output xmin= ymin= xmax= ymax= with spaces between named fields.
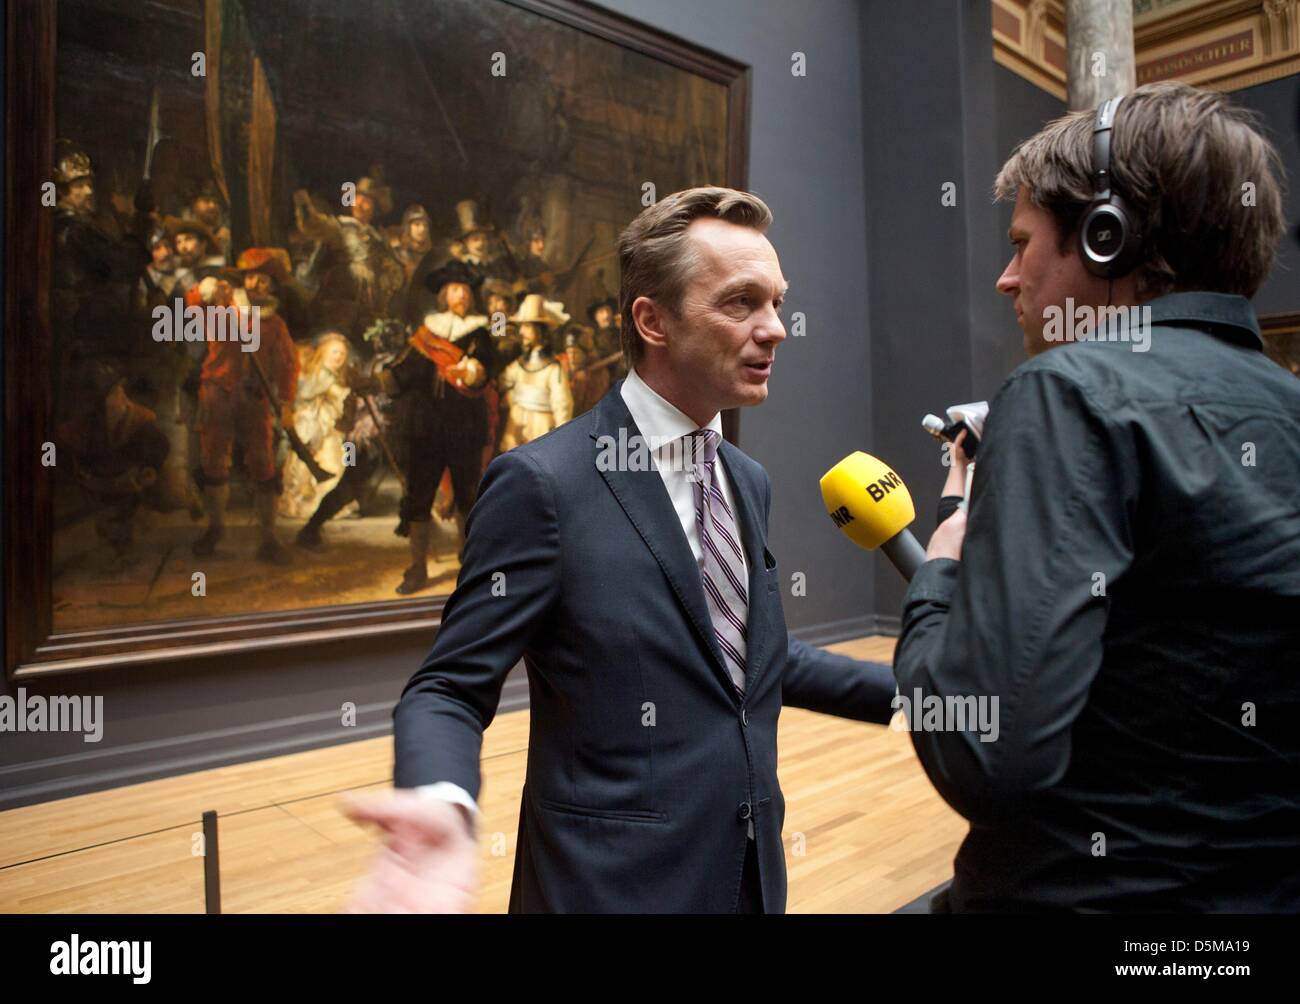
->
xmin=738 ymin=801 xmax=752 ymax=821
xmin=741 ymin=708 xmax=749 ymax=727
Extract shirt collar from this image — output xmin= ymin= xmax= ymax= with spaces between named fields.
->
xmin=620 ymin=367 xmax=723 ymax=453
xmin=1146 ymin=291 xmax=1264 ymax=352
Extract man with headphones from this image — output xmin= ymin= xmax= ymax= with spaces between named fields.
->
xmin=893 ymin=82 xmax=1300 ymax=912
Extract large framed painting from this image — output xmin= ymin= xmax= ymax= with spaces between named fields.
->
xmin=5 ymin=0 xmax=749 ymax=678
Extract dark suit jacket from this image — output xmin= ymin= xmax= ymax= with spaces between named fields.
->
xmin=393 ymin=382 xmax=895 ymax=912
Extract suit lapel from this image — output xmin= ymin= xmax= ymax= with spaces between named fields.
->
xmin=590 ymin=386 xmax=734 ymax=696
xmin=717 ymin=442 xmax=774 ymax=693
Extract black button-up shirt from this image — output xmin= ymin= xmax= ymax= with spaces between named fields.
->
xmin=895 ymin=291 xmax=1300 ymax=912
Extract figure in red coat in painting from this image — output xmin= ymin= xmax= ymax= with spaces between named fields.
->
xmin=189 ymin=254 xmax=299 ymax=565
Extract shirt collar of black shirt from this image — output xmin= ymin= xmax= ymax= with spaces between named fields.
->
xmin=1145 ymin=290 xmax=1264 ymax=352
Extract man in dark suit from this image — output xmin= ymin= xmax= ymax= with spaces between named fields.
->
xmin=345 ymin=187 xmax=896 ymax=913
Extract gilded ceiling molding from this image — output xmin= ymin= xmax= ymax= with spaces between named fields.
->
xmin=993 ymin=0 xmax=1300 ymax=98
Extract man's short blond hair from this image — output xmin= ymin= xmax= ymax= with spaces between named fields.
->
xmin=616 ymin=187 xmax=773 ymax=367
xmin=994 ymin=81 xmax=1286 ymax=299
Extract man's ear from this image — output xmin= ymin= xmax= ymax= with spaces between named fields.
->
xmin=630 ymin=296 xmax=670 ymax=352
xmin=1115 ymin=272 xmax=1142 ymax=307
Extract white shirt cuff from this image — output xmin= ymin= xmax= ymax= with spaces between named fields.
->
xmin=414 ymin=782 xmax=481 ymax=821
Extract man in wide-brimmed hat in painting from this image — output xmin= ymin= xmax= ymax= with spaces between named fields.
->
xmin=497 ymin=294 xmax=573 ymax=451
xmin=165 ymin=214 xmax=226 ymax=288
xmin=180 ymin=178 xmax=232 ymax=260
xmin=378 ymin=260 xmax=495 ymax=594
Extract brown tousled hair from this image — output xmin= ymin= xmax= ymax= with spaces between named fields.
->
xmin=994 ymin=81 xmax=1286 ymax=299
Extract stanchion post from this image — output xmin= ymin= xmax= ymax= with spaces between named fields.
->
xmin=202 ymin=810 xmax=221 ymax=915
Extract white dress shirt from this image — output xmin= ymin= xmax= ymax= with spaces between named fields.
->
xmin=618 ymin=366 xmax=747 ymax=576
xmin=417 ymin=368 xmax=746 ymax=821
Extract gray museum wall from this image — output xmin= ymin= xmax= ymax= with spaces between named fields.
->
xmin=4 ymin=1 xmax=1297 ymax=810
xmin=1234 ymin=71 xmax=1300 ymax=317
xmin=859 ymin=0 xmax=1067 ymax=622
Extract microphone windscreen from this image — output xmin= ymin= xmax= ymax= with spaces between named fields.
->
xmin=820 ymin=451 xmax=916 ymax=550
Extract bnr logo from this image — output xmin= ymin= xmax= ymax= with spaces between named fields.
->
xmin=1096 ymin=228 xmax=1111 ymax=243
xmin=866 ymin=470 xmax=902 ymax=502
xmin=830 ymin=505 xmax=853 ymax=528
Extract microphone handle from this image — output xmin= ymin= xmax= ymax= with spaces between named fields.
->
xmin=880 ymin=528 xmax=927 ymax=581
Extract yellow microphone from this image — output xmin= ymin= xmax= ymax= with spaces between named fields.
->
xmin=820 ymin=452 xmax=928 ymax=580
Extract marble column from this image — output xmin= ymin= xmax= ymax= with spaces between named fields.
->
xmin=1066 ymin=0 xmax=1136 ymax=110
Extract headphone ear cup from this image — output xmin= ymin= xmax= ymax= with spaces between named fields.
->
xmin=1107 ymin=192 xmax=1143 ymax=278
xmin=1080 ymin=196 xmax=1141 ymax=278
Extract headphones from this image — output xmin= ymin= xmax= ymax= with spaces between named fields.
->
xmin=1079 ymin=95 xmax=1142 ymax=278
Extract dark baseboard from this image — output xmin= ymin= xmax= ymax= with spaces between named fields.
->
xmin=1 ymin=613 xmax=899 ymax=810
xmin=872 ymin=614 xmax=901 ymax=636
xmin=0 ymin=671 xmax=530 ymax=811
xmin=791 ymin=613 xmax=900 ymax=646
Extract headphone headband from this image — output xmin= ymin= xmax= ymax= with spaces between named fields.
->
xmin=1080 ymin=93 xmax=1140 ymax=278
xmin=1091 ymin=95 xmax=1122 ymax=201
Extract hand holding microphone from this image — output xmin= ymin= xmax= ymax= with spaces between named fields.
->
xmin=940 ymin=428 xmax=975 ymax=510
xmin=921 ymin=400 xmax=988 ymax=459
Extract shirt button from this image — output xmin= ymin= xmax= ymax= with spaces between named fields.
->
xmin=738 ymin=801 xmax=752 ymax=821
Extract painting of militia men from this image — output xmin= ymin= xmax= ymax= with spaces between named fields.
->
xmin=41 ymin=0 xmax=730 ymax=631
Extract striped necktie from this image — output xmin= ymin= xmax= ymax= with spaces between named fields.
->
xmin=689 ymin=429 xmax=748 ymax=694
